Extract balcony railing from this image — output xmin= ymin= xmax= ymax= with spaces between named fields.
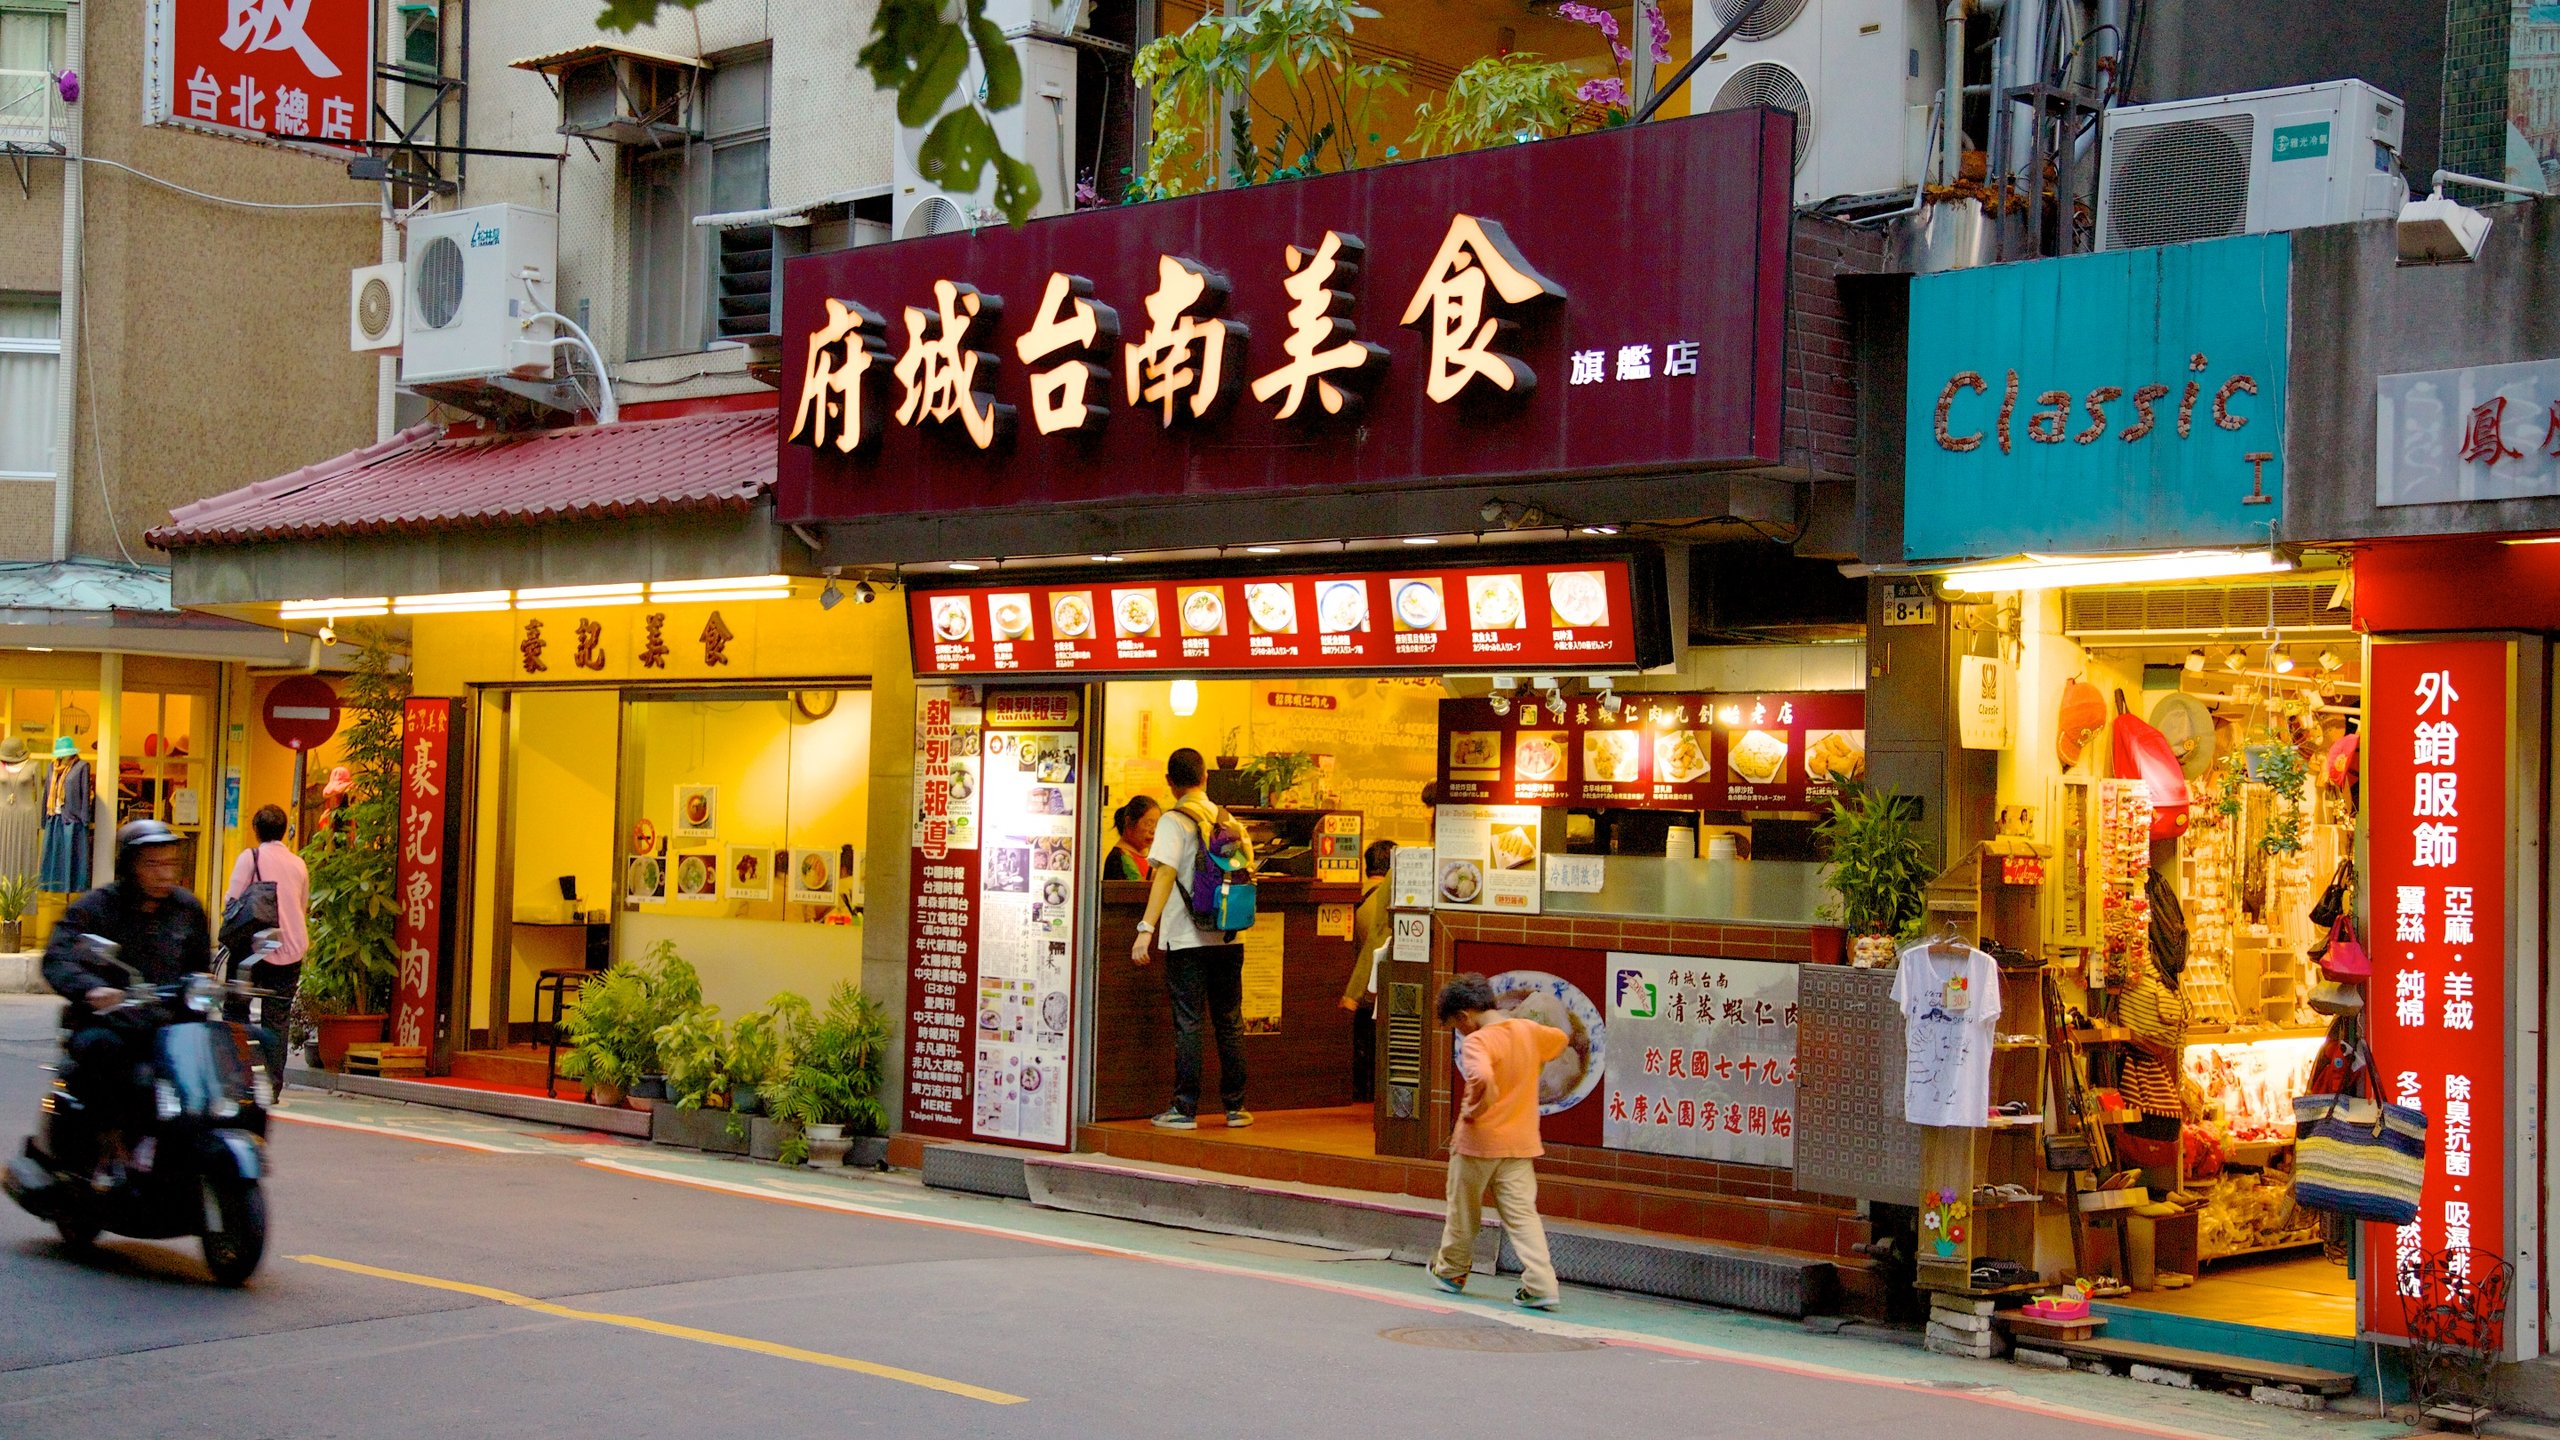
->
xmin=0 ymin=68 xmax=65 ymax=148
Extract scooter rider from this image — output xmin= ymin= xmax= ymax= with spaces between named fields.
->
xmin=40 ymin=821 xmax=214 ymax=1162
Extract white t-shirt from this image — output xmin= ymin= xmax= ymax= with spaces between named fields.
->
xmin=1891 ymin=942 xmax=2004 ymax=1128
xmin=1146 ymin=803 xmax=1218 ymax=950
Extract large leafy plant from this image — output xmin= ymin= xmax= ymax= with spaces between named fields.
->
xmin=1407 ymin=53 xmax=1587 ymax=157
xmin=300 ymin=632 xmax=407 ymax=1015
xmin=558 ymin=942 xmax=703 ymax=1092
xmin=1815 ymin=783 xmax=1932 ymax=938
xmin=765 ymin=983 xmax=893 ymax=1164
xmin=1132 ymin=0 xmax=1408 ymax=198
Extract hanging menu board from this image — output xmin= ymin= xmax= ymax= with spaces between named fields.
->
xmin=901 ymin=685 xmax=1081 ymax=1151
xmin=909 ymin=557 xmax=1662 ymax=677
xmin=1438 ymin=692 xmax=1866 ymax=811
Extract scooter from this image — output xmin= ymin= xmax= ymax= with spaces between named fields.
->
xmin=2 ymin=936 xmax=273 ymax=1286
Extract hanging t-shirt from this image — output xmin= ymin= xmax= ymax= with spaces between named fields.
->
xmin=1891 ymin=941 xmax=2004 ymax=1127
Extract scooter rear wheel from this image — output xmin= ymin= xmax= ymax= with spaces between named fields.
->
xmin=200 ymin=1181 xmax=265 ymax=1287
xmin=54 ymin=1216 xmax=98 ymax=1252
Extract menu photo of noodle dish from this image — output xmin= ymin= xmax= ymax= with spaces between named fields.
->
xmin=1432 ymin=804 xmax=1543 ymax=915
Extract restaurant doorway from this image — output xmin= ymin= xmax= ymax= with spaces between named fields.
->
xmin=1091 ymin=674 xmax=1437 ymax=1157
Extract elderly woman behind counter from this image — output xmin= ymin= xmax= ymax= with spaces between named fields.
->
xmin=1104 ymin=796 xmax=1161 ymax=881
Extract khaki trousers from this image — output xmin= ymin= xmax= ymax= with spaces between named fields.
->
xmin=1433 ymin=1153 xmax=1557 ymax=1300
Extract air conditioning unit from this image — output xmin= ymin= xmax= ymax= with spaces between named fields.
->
xmin=398 ymin=204 xmax=558 ymax=387
xmin=350 ymin=262 xmax=404 ymax=354
xmin=892 ymin=0 xmax=1089 ymax=238
xmin=1693 ymin=0 xmax=1941 ymax=206
xmin=2097 ymin=80 xmax=2408 ymax=252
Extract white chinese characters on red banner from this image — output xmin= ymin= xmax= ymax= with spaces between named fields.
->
xmin=389 ymin=699 xmax=459 ymax=1051
xmin=155 ymin=0 xmax=371 ymax=150
xmin=2366 ymin=641 xmax=2509 ymax=1344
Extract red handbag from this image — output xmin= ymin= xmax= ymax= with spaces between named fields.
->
xmin=2320 ymin=914 xmax=2372 ymax=980
xmin=2110 ymin=691 xmax=2193 ymax=838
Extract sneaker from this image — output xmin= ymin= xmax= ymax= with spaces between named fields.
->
xmin=1149 ymin=1110 xmax=1197 ymax=1130
xmin=1224 ymin=1109 xmax=1254 ymax=1128
xmin=1430 ymin=1271 xmax=1467 ymax=1295
xmin=1514 ymin=1289 xmax=1560 ymax=1311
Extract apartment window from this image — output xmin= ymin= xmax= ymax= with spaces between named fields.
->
xmin=0 ymin=295 xmax=59 ymax=480
xmin=627 ymin=51 xmax=771 ymax=358
xmin=0 ymin=8 xmax=67 ymax=145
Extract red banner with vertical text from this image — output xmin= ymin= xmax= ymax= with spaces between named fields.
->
xmin=2365 ymin=640 xmax=2511 ymax=1345
xmin=390 ymin=699 xmax=462 ymax=1054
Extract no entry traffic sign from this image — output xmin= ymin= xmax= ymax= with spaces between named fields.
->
xmin=263 ymin=675 xmax=342 ymax=752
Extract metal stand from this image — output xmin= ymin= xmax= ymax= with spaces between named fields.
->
xmin=2399 ymin=1248 xmax=2514 ymax=1434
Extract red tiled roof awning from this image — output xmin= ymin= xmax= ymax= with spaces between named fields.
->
xmin=148 ymin=409 xmax=777 ymax=551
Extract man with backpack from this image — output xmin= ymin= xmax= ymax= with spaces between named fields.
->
xmin=1129 ymin=747 xmax=1257 ymax=1130
xmin=222 ymin=804 xmax=308 ymax=1094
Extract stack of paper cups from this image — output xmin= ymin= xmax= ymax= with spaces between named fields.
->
xmin=1665 ymin=826 xmax=1697 ymax=860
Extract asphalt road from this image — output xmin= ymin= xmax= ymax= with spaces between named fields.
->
xmin=0 ymin=996 xmax=2404 ymax=1439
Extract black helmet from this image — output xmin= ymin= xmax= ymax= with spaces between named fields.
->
xmin=116 ymin=819 xmax=183 ymax=874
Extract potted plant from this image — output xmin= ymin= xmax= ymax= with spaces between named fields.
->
xmin=0 ymin=872 xmax=34 ymax=953
xmin=299 ymin=633 xmax=405 ymax=1066
xmin=559 ymin=941 xmax=701 ymax=1107
xmin=725 ymin=995 xmax=802 ymax=1116
xmin=1216 ymin=727 xmax=1242 ymax=771
xmin=653 ymin=1003 xmax=729 ymax=1111
xmin=764 ymin=982 xmax=890 ymax=1166
xmin=1815 ymin=783 xmax=1931 ymax=968
xmin=1238 ymin=751 xmax=1317 ymax=806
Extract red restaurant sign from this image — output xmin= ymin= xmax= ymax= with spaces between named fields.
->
xmin=390 ymin=698 xmax=462 ymax=1053
xmin=149 ymin=0 xmax=372 ymax=149
xmin=911 ymin=557 xmax=1662 ymax=677
xmin=2365 ymin=640 xmax=2512 ymax=1346
xmin=777 ymin=109 xmax=1793 ymax=523
xmin=1439 ymin=691 xmax=1867 ymax=811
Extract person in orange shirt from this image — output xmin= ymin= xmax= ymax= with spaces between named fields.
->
xmin=1429 ymin=973 xmax=1565 ymax=1310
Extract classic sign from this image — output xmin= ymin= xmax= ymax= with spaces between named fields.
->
xmin=148 ymin=0 xmax=371 ymax=150
xmin=775 ymin=109 xmax=1793 ymax=523
xmin=1902 ymin=233 xmax=2291 ymax=559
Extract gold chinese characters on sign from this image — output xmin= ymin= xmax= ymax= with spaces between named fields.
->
xmin=787 ymin=214 xmax=1565 ymax=457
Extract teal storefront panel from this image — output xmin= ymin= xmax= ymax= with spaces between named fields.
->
xmin=1902 ymin=234 xmax=2291 ymax=562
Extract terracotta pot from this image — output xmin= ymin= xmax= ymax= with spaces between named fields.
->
xmin=589 ymin=1077 xmax=628 ymax=1107
xmin=314 ymin=1013 xmax=386 ymax=1071
xmin=1808 ymin=925 xmax=1847 ymax=965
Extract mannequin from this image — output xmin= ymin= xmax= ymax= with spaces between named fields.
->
xmin=0 ymin=737 xmax=42 ymax=886
xmin=39 ymin=734 xmax=92 ymax=894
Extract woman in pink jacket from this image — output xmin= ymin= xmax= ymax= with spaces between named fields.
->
xmin=225 ymin=805 xmax=309 ymax=1093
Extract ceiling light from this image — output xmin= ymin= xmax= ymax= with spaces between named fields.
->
xmin=2223 ymin=649 xmax=2246 ymax=672
xmin=2318 ymin=647 xmax=2343 ymax=673
xmin=1480 ymin=500 xmax=1507 ymax=526
xmin=1246 ymin=545 xmax=1284 ymax=556
xmin=2185 ymin=647 xmax=2206 ymax=673
xmin=2272 ymin=647 xmax=2295 ymax=673
xmin=949 ymin=561 xmax=982 ymax=572
xmin=1401 ymin=536 xmax=1440 ymax=546
xmin=1169 ymin=678 xmax=1199 ymax=717
xmin=279 ymin=596 xmax=389 ymax=619
xmin=393 ymin=590 xmax=514 ymax=615
xmin=1090 ymin=554 xmax=1124 ymax=564
xmin=819 ymin=577 xmax=844 ymax=611
xmin=316 ymin=623 xmax=336 ymax=646
xmin=24 ymin=647 xmax=51 ymax=653
xmin=649 ymin=574 xmax=793 ymax=595
xmin=514 ymin=582 xmax=645 ymax=610
xmin=1936 ymin=549 xmax=2292 ymax=595
xmin=852 ymin=580 xmax=878 ymax=605
xmin=1579 ymin=525 xmax=1620 ymax=536
xmin=646 ymin=587 xmax=793 ymax=604
xmin=2501 ymin=536 xmax=2560 ymax=547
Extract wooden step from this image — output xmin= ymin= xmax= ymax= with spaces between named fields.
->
xmin=344 ymin=1043 xmax=428 ymax=1077
xmin=2037 ymin=1336 xmax=2356 ymax=1396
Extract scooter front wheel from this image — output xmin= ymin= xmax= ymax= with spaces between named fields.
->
xmin=55 ymin=1215 xmax=98 ymax=1252
xmin=200 ymin=1180 xmax=265 ymax=1287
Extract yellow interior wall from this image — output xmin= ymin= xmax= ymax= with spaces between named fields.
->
xmin=468 ymin=688 xmax=506 ymax=1035
xmin=506 ymin=688 xmax=620 ymax=1022
xmin=1101 ymin=676 xmax=1439 ymax=848
xmin=616 ymin=690 xmax=874 ymax=1016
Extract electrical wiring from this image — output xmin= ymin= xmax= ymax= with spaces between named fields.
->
xmin=67 ymin=154 xmax=382 ymax=213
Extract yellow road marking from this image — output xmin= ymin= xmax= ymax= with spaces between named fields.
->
xmin=291 ymin=1254 xmax=1024 ymax=1405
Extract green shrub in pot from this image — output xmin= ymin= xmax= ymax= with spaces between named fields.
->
xmin=558 ymin=941 xmax=702 ymax=1101
xmin=1815 ymin=782 xmax=1931 ymax=963
xmin=765 ymin=983 xmax=891 ymax=1165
